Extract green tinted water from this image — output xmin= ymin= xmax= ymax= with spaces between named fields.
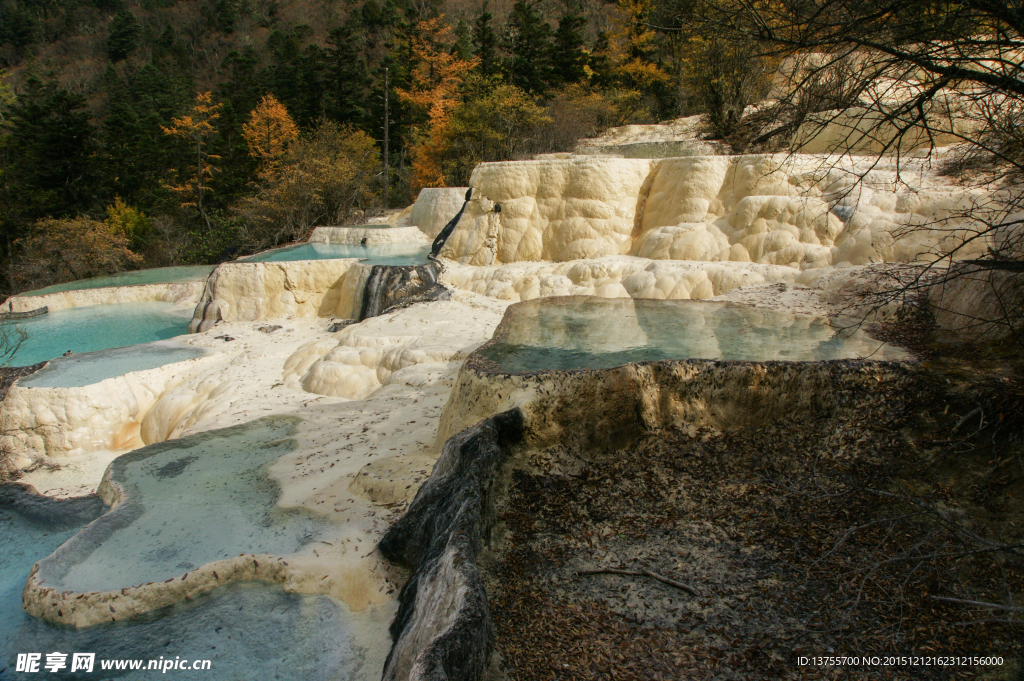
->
xmin=8 ymin=302 xmax=194 ymax=367
xmin=479 ymin=298 xmax=911 ymax=372
xmin=243 ymin=242 xmax=428 ymax=265
xmin=20 ymin=266 xmax=214 ymax=297
xmin=18 ymin=342 xmax=208 ymax=388
xmin=1 ymin=495 xmax=367 ymax=681
xmin=47 ymin=417 xmax=327 ymax=594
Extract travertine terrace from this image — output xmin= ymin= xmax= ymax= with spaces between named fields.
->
xmin=1 ymin=109 xmax=1015 ymax=681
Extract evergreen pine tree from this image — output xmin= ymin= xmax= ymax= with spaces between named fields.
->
xmin=215 ymin=0 xmax=238 ymax=33
xmin=8 ymin=78 xmax=97 ymax=220
xmin=324 ymin=19 xmax=370 ymax=129
xmin=503 ymin=0 xmax=552 ymax=94
xmin=548 ymin=12 xmax=588 ymax=87
xmin=588 ymin=31 xmax=615 ymax=88
xmin=107 ymin=9 xmax=140 ymax=62
xmin=472 ymin=3 xmax=499 ymax=79
xmin=155 ymin=25 xmax=175 ymax=54
xmin=221 ymin=45 xmax=264 ymax=119
xmin=453 ymin=20 xmax=473 ymax=61
xmin=361 ymin=0 xmax=384 ymax=28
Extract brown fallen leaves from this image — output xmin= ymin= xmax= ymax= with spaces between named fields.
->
xmin=485 ymin=376 xmax=1022 ymax=680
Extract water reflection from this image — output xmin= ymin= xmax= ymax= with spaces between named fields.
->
xmin=480 ymin=298 xmax=910 ymax=372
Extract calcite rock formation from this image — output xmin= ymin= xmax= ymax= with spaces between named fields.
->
xmin=188 ymin=260 xmax=366 ymax=332
xmin=407 ymin=187 xmax=470 ymax=238
xmin=441 ymin=158 xmax=655 ymax=265
xmin=439 ymin=154 xmax=989 ymax=270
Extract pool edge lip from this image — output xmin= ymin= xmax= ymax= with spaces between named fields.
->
xmin=21 ymin=416 xmax=305 ymax=630
xmin=466 ymin=294 xmax=919 ymax=378
xmin=12 ymin=339 xmax=217 ymax=391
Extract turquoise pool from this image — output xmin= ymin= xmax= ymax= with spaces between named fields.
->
xmin=19 ymin=266 xmax=214 ymax=297
xmin=7 ymin=302 xmax=194 ymax=367
xmin=1 ymin=487 xmax=370 ymax=681
xmin=17 ymin=342 xmax=209 ymax=389
xmin=479 ymin=298 xmax=912 ymax=373
xmin=43 ymin=417 xmax=327 ymax=593
xmin=243 ymin=242 xmax=429 ymax=265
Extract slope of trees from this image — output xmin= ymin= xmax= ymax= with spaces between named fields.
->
xmin=0 ymin=0 xmax=765 ymax=294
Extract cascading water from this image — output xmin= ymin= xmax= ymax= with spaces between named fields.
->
xmin=429 ymin=188 xmax=472 ymax=257
xmin=357 ymin=262 xmax=448 ymax=321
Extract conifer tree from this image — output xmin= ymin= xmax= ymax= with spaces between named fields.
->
xmin=162 ymin=92 xmax=223 ymax=229
xmin=325 ymin=20 xmax=371 ymax=129
xmin=503 ymin=0 xmax=553 ymax=94
xmin=472 ymin=3 xmax=500 ymax=79
xmin=242 ymin=94 xmax=299 ymax=175
xmin=215 ymin=0 xmax=238 ymax=33
xmin=6 ymin=78 xmax=96 ymax=223
xmin=549 ymin=12 xmax=588 ymax=87
xmin=222 ymin=46 xmax=264 ymax=119
xmin=453 ymin=20 xmax=473 ymax=61
xmin=98 ymin=62 xmax=191 ymax=212
xmin=398 ymin=16 xmax=479 ymax=188
xmin=107 ymin=10 xmax=140 ymax=62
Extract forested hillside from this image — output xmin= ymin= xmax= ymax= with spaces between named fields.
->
xmin=0 ymin=0 xmax=754 ymax=294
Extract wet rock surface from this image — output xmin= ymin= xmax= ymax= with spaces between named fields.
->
xmin=378 ymin=409 xmax=524 ymax=681
xmin=358 ymin=262 xmax=448 ymax=321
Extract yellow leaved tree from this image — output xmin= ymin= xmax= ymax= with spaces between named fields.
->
xmin=610 ymin=0 xmax=671 ymax=91
xmin=242 ymin=94 xmax=299 ymax=175
xmin=12 ymin=217 xmax=142 ymax=292
xmin=105 ymin=196 xmax=152 ymax=251
xmin=162 ymin=91 xmax=223 ymax=229
xmin=397 ymin=16 xmax=479 ymax=189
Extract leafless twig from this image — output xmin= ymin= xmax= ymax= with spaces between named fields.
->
xmin=576 ymin=568 xmax=700 ymax=596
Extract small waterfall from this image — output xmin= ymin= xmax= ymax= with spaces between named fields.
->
xmin=358 ymin=261 xmax=448 ymax=321
xmin=187 ymin=259 xmax=449 ymax=333
xmin=429 ymin=187 xmax=472 ymax=257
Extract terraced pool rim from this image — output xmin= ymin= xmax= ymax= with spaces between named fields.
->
xmin=467 ymin=295 xmax=914 ymax=375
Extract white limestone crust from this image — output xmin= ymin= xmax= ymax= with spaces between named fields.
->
xmin=5 ymin=280 xmax=204 ymax=313
xmin=187 ymin=260 xmax=368 ymax=332
xmin=439 ymin=154 xmax=991 ymax=270
xmin=439 ymin=255 xmax=798 ymax=302
xmin=0 ymin=354 xmax=225 ymax=466
xmin=308 ymin=225 xmax=430 ymax=245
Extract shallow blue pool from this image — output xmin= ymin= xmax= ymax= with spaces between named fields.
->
xmin=44 ymin=417 xmax=327 ymax=594
xmin=17 ymin=342 xmax=209 ymax=389
xmin=8 ymin=302 xmax=194 ymax=367
xmin=19 ymin=266 xmax=215 ymax=297
xmin=243 ymin=242 xmax=429 ymax=266
xmin=0 ymin=489 xmax=369 ymax=681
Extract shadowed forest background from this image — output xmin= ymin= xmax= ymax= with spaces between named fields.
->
xmin=0 ymin=0 xmax=757 ymax=294
xmin=4 ymin=0 xmax=1022 ymax=316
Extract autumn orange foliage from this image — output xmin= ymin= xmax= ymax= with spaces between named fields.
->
xmin=242 ymin=94 xmax=299 ymax=174
xmin=599 ymin=0 xmax=670 ymax=90
xmin=397 ymin=16 xmax=479 ymax=188
xmin=162 ymin=91 xmax=223 ymax=225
